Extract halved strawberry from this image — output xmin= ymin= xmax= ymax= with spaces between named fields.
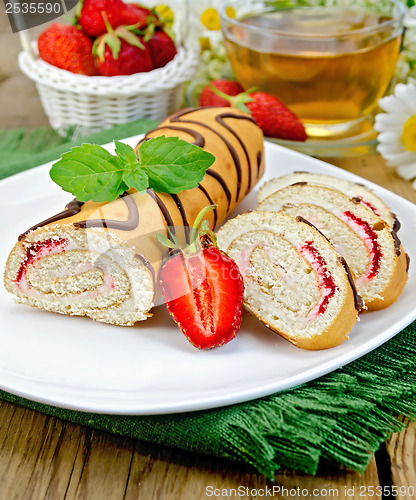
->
xmin=158 ymin=206 xmax=244 ymax=349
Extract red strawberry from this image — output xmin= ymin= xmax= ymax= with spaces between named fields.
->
xmin=206 ymin=84 xmax=307 ymax=141
xmin=147 ymin=30 xmax=177 ymax=69
xmin=93 ymin=20 xmax=153 ymax=76
xmin=245 ymin=91 xmax=307 ymax=141
xmin=38 ymin=23 xmax=97 ymax=76
xmin=158 ymin=206 xmax=244 ymax=350
xmin=77 ymin=0 xmax=151 ymax=38
xmin=199 ymin=79 xmax=244 ymax=107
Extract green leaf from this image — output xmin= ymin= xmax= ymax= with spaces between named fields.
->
xmin=115 ymin=140 xmax=140 ymax=168
xmin=50 ymin=144 xmax=126 ymax=202
xmin=156 ymin=232 xmax=177 ymax=249
xmin=138 ymin=136 xmax=215 ymax=193
xmin=122 ymin=167 xmax=149 ymax=194
xmin=49 ymin=137 xmax=217 ymax=203
xmin=116 ymin=27 xmax=145 ymax=49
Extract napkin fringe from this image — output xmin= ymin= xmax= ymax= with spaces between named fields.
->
xmin=219 ymin=331 xmax=416 ymax=479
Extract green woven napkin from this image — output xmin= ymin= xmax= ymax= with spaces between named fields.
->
xmin=1 ymin=122 xmax=415 ymax=479
xmin=0 ymin=120 xmax=159 ymax=180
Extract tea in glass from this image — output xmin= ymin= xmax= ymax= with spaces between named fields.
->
xmin=220 ymin=0 xmax=405 ymax=139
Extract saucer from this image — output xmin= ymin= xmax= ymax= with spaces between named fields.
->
xmin=267 ymin=118 xmax=378 ymax=158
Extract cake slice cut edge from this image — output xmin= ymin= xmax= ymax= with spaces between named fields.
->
xmin=257 ymin=183 xmax=409 ymax=311
xmin=256 ymin=172 xmax=397 ymax=228
xmin=217 ymin=211 xmax=360 ymax=350
xmin=4 ymin=224 xmax=155 ymax=326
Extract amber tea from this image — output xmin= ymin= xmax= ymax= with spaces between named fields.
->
xmin=221 ymin=3 xmax=404 ymax=139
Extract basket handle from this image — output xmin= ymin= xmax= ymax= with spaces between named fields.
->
xmin=19 ymin=31 xmax=36 ymax=60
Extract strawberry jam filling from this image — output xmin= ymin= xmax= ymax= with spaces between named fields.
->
xmin=14 ymin=238 xmax=68 ymax=285
xmin=300 ymin=241 xmax=338 ymax=317
xmin=354 ymin=196 xmax=381 ymax=217
xmin=342 ymin=211 xmax=381 ymax=281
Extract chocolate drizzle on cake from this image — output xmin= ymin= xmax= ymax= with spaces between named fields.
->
xmin=338 ymin=256 xmax=364 ymax=312
xmin=169 ymin=108 xmax=256 ymax=202
xmin=134 ymin=253 xmax=156 ymax=284
xmin=141 ymin=125 xmax=205 ymax=148
xmin=257 ymin=151 xmax=262 ymax=177
xmin=206 ymin=168 xmax=232 ymax=210
xmin=147 ymin=190 xmax=174 ymax=233
xmin=296 ymin=216 xmax=331 ymax=244
xmin=139 ymin=108 xmax=261 ymax=216
xmin=215 ymin=112 xmax=256 ymax=193
xmin=19 ymin=199 xmax=84 ymax=240
xmin=170 ymin=193 xmax=190 ymax=242
xmin=198 ymin=183 xmax=218 ymax=229
xmin=391 ymin=229 xmax=402 ymax=256
xmin=73 ymin=194 xmax=139 ymax=231
xmin=392 ymin=214 xmax=401 ymax=233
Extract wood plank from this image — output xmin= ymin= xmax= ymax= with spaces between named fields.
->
xmin=322 ymin=154 xmax=416 ymax=204
xmin=124 ymin=450 xmax=380 ymax=500
xmin=0 ymin=399 xmax=383 ymax=500
xmin=386 ymin=418 xmax=416 ymax=500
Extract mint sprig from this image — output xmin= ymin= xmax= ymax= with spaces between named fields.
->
xmin=49 ymin=137 xmax=216 ymax=202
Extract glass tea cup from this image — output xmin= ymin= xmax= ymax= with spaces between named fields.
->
xmin=219 ymin=0 xmax=405 ymax=140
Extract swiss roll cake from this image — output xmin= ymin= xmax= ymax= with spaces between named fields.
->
xmin=258 ymin=183 xmax=409 ymax=310
xmin=217 ymin=211 xmax=360 ymax=350
xmin=257 ymin=172 xmax=397 ymax=228
xmin=4 ymin=107 xmax=265 ymax=326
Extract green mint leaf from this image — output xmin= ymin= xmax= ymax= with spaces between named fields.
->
xmin=117 ymin=141 xmax=148 ymax=192
xmin=138 ymin=136 xmax=215 ymax=193
xmin=114 ymin=140 xmax=140 ymax=168
xmin=122 ymin=167 xmax=149 ymax=194
xmin=50 ymin=143 xmax=127 ymax=202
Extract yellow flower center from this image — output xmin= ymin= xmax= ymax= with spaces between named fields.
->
xmin=199 ymin=36 xmax=212 ymax=51
xmin=226 ymin=7 xmax=236 ymax=19
xmin=201 ymin=8 xmax=221 ymax=30
xmin=155 ymin=4 xmax=174 ymax=25
xmin=201 ymin=7 xmax=234 ymax=30
xmin=402 ymin=115 xmax=416 ymax=152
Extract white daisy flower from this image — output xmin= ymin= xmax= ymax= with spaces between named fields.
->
xmin=405 ymin=6 xmax=416 ymax=28
xmin=374 ymin=83 xmax=416 ymax=189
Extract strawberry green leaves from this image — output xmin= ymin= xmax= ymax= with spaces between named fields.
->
xmin=49 ymin=137 xmax=215 ymax=202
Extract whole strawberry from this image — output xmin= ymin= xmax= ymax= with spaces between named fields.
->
xmin=199 ymin=79 xmax=244 ymax=107
xmin=202 ymin=81 xmax=307 ymax=141
xmin=245 ymin=91 xmax=307 ymax=141
xmin=93 ymin=19 xmax=153 ymax=76
xmin=158 ymin=206 xmax=244 ymax=350
xmin=147 ymin=30 xmax=177 ymax=69
xmin=77 ymin=0 xmax=151 ymax=38
xmin=38 ymin=23 xmax=97 ymax=76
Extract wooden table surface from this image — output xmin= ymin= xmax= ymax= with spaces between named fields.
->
xmin=1 ymin=9 xmax=416 ymax=500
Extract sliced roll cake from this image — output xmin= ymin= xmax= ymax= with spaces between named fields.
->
xmin=4 ymin=210 xmax=154 ymax=326
xmin=258 ymin=184 xmax=409 ymax=311
xmin=217 ymin=211 xmax=360 ymax=350
xmin=257 ymin=172 xmax=397 ymax=229
xmin=4 ymin=107 xmax=265 ymax=326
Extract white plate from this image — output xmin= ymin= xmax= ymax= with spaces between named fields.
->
xmin=1 ymin=137 xmax=415 ymax=415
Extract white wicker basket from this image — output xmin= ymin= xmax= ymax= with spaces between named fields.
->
xmin=17 ymin=2 xmax=199 ymax=135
